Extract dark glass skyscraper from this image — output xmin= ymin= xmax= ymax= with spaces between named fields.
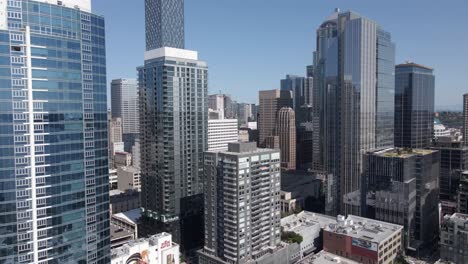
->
xmin=313 ymin=10 xmax=395 ymax=215
xmin=0 ymin=0 xmax=109 ymax=263
xmin=394 ymin=63 xmax=435 ymax=149
xmin=139 ymin=0 xmax=208 ymax=255
xmin=145 ymin=0 xmax=185 ymax=50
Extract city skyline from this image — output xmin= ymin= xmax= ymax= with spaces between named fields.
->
xmin=93 ymin=0 xmax=468 ymax=108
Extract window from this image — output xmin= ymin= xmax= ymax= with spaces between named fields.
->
xmin=18 ymin=243 xmax=31 ymax=252
xmin=7 ymin=11 xmax=22 ymax=19
xmin=10 ymin=33 xmax=23 ymax=41
xmin=7 ymin=1 xmax=22 ymax=8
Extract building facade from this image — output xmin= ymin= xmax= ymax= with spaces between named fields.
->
xmin=280 ymin=74 xmax=313 ymax=121
xmin=208 ymin=117 xmax=238 ymax=151
xmin=111 ymin=78 xmax=139 ymax=152
xmin=459 ymin=171 xmax=468 ymax=214
xmin=0 ymin=0 xmax=110 ymax=262
xmin=313 ymin=10 xmax=395 ymax=215
xmin=109 ymin=117 xmax=124 ymax=168
xmin=363 ymin=148 xmax=440 ymax=252
xmin=432 ymin=140 xmax=468 ymax=214
xmin=117 ymin=166 xmax=141 ymax=192
xmin=440 ymin=213 xmax=468 ymax=263
xmin=394 ymin=63 xmax=435 ymax=149
xmin=199 ymin=143 xmax=282 ymax=263
xmin=276 ymin=107 xmax=296 ymax=170
xmin=258 ymin=89 xmax=292 ymax=147
xmin=145 ymin=0 xmax=184 ymax=50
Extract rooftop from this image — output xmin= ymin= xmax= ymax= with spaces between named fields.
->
xmin=112 ymin=208 xmax=142 ymax=225
xmin=305 ymin=250 xmax=360 ymax=264
xmin=373 ymin=148 xmax=437 ymax=158
xmin=281 ymin=211 xmax=336 ymax=234
xmin=444 ymin=213 xmax=468 ymax=226
xmin=396 ymin=62 xmax=433 ymax=71
xmin=324 ymin=215 xmax=403 ymax=244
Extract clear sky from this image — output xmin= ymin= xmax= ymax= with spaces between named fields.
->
xmin=93 ymin=0 xmax=468 ymax=109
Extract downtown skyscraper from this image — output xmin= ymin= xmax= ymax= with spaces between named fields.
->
xmin=0 ymin=0 xmax=110 ymax=263
xmin=139 ymin=0 xmax=208 ymax=253
xmin=394 ymin=63 xmax=435 ymax=149
xmin=110 ymin=78 xmax=139 ymax=152
xmin=313 ymin=9 xmax=395 ymax=215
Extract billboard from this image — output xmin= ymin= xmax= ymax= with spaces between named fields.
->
xmin=352 ymin=238 xmax=378 ymax=252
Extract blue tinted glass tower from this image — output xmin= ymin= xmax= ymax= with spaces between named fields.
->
xmin=395 ymin=63 xmax=435 ymax=149
xmin=313 ymin=10 xmax=395 ymax=216
xmin=0 ymin=1 xmax=109 ymax=263
xmin=139 ymin=0 xmax=207 ymax=255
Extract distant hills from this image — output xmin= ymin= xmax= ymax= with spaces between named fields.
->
xmin=435 ymin=104 xmax=463 ymax=112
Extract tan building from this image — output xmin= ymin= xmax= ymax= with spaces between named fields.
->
xmin=276 ymin=107 xmax=296 ymax=170
xmin=109 ymin=117 xmax=124 ymax=168
xmin=114 ymin=152 xmax=132 ymax=168
xmin=117 ymin=166 xmax=141 ymax=191
xmin=258 ymin=89 xmax=292 ymax=147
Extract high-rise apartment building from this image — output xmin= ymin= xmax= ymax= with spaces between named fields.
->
xmin=440 ymin=213 xmax=468 ymax=264
xmin=276 ymin=107 xmax=296 ymax=170
xmin=313 ymin=10 xmax=395 ymax=215
xmin=0 ymin=0 xmax=110 ymax=262
xmin=395 ymin=63 xmax=435 ymax=149
xmin=199 ymin=143 xmax=283 ymax=263
xmin=258 ymin=89 xmax=292 ymax=147
xmin=111 ymin=78 xmax=139 ymax=152
xmin=463 ymin=94 xmax=468 ymax=145
xmin=363 ymin=148 xmax=440 ymax=252
xmin=139 ymin=0 xmax=207 ymax=253
xmin=145 ymin=0 xmax=184 ymax=50
xmin=208 ymin=115 xmax=238 ymax=151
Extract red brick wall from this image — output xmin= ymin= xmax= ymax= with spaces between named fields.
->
xmin=323 ymin=230 xmax=379 ymax=264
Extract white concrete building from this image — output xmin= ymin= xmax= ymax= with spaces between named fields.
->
xmin=208 ymin=117 xmax=238 ymax=151
xmin=117 ymin=166 xmax=141 ymax=191
xmin=281 ymin=211 xmax=336 ymax=258
xmin=111 ymin=233 xmax=180 ymax=264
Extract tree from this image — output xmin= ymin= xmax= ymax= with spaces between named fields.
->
xmin=281 ymin=231 xmax=303 ymax=244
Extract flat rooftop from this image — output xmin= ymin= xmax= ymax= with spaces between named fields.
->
xmin=305 ymin=250 xmax=360 ymax=264
xmin=281 ymin=211 xmax=336 ymax=234
xmin=324 ymin=215 xmax=403 ymax=244
xmin=444 ymin=213 xmax=468 ymax=226
xmin=112 ymin=208 xmax=142 ymax=225
xmin=373 ymin=148 xmax=437 ymax=158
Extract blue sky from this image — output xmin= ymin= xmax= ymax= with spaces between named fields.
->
xmin=93 ymin=0 xmax=468 ymax=109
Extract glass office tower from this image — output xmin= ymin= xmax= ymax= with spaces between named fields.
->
xmin=145 ymin=0 xmax=185 ymax=50
xmin=395 ymin=63 xmax=435 ymax=149
xmin=0 ymin=1 xmax=109 ymax=263
xmin=313 ymin=10 xmax=395 ymax=215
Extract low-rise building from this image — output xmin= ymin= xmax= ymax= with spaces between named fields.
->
xmin=280 ymin=191 xmax=298 ymax=214
xmin=440 ymin=213 xmax=468 ymax=263
xmin=114 ymin=151 xmax=132 ymax=167
xmin=281 ymin=211 xmax=336 ymax=258
xmin=117 ymin=166 xmax=141 ymax=191
xmin=111 ymin=233 xmax=180 ymax=264
xmin=111 ymin=208 xmax=142 ymax=247
xmin=110 ymin=169 xmax=118 ymax=190
xmin=323 ymin=215 xmax=403 ymax=264
xmin=110 ymin=189 xmax=140 ymax=215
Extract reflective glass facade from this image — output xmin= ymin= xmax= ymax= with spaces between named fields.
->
xmin=0 ymin=1 xmax=109 ymax=263
xmin=395 ymin=63 xmax=435 ymax=149
xmin=313 ymin=11 xmax=395 ymax=215
xmin=138 ymin=55 xmax=208 ymax=251
xmin=145 ymin=0 xmax=185 ymax=50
